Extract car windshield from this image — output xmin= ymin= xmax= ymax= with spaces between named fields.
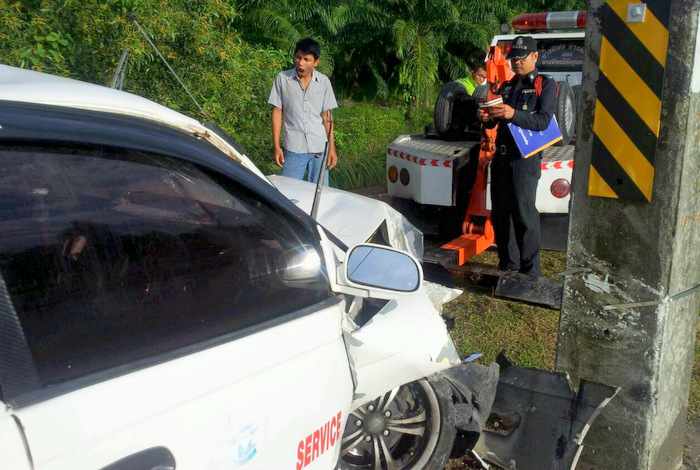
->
xmin=497 ymin=38 xmax=585 ymax=72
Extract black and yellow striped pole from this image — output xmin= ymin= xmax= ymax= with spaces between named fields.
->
xmin=589 ymin=1 xmax=671 ymax=202
xmin=558 ymin=1 xmax=700 ymax=469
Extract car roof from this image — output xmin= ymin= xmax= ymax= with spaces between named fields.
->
xmin=0 ymin=64 xmax=266 ymax=179
xmin=0 ymin=64 xmax=203 ymax=133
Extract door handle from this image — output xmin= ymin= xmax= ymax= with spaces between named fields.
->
xmin=99 ymin=446 xmax=175 ymax=470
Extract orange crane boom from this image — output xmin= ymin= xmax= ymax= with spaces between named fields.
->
xmin=441 ymin=45 xmax=514 ymax=265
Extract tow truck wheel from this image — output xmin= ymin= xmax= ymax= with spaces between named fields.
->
xmin=555 ymin=81 xmax=576 ymax=146
xmin=338 ymin=378 xmax=456 ymax=470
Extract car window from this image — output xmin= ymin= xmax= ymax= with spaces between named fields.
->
xmin=0 ymin=145 xmax=331 ymax=387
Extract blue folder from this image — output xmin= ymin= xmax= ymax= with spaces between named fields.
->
xmin=506 ymin=115 xmax=563 ymax=158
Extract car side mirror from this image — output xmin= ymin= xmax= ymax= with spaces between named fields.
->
xmin=345 ymin=244 xmax=422 ymax=293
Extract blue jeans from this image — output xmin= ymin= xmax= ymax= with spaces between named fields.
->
xmin=281 ymin=150 xmax=329 ymax=185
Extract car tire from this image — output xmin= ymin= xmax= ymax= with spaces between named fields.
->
xmin=338 ymin=378 xmax=456 ymax=470
xmin=555 ymin=81 xmax=576 ymax=146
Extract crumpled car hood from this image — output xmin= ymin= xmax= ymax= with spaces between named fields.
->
xmin=269 ymin=175 xmax=423 ymax=260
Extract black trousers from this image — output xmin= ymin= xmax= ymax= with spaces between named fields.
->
xmin=490 ymin=153 xmax=542 ymax=276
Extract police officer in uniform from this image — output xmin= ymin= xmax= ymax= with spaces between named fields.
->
xmin=479 ymin=36 xmax=557 ymax=277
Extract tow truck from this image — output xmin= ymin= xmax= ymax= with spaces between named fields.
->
xmin=385 ymin=11 xmax=586 ymax=275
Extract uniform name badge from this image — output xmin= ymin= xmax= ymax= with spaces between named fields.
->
xmin=506 ymin=116 xmax=563 ymax=159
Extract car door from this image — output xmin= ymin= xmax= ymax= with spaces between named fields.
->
xmin=0 ymin=406 xmax=32 ymax=470
xmin=0 ymin=143 xmax=353 ymax=470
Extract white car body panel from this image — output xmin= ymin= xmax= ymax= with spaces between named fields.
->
xmin=0 ymin=65 xmax=267 ymax=180
xmin=0 ymin=410 xmax=31 ymax=470
xmin=314 ymin=233 xmax=459 ymax=410
xmin=270 ymin=174 xmax=424 ymax=260
xmin=14 ymin=301 xmax=352 ymax=470
xmin=345 ymin=291 xmax=460 ymax=409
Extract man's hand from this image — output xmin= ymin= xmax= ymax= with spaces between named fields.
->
xmin=274 ymin=147 xmax=285 ymax=167
xmin=327 ymin=148 xmax=338 ymax=169
xmin=478 ymin=109 xmax=491 ymax=123
xmin=488 ymin=104 xmax=515 ymax=120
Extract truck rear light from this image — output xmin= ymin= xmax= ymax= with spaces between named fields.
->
xmin=388 ymin=165 xmax=398 ymax=183
xmin=512 ymin=11 xmax=586 ymax=32
xmin=550 ymin=178 xmax=571 ymax=198
xmin=400 ymin=168 xmax=410 ymax=186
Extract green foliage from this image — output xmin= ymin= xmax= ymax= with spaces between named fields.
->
xmin=328 ymin=0 xmax=505 ymax=107
xmin=233 ymin=0 xmax=336 ymax=76
xmin=331 ymin=102 xmax=427 ymax=189
xmin=0 ymin=0 xmax=289 ymax=170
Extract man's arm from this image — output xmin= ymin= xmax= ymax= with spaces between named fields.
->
xmin=272 ymin=107 xmax=284 ymax=167
xmin=510 ymin=78 xmax=557 ymax=131
xmin=321 ymin=79 xmax=339 ymax=169
xmin=322 ymin=110 xmax=337 ymax=169
xmin=268 ymin=74 xmax=285 ymax=167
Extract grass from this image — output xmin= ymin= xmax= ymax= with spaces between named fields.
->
xmin=445 ymin=250 xmax=565 ymax=369
xmin=330 ymin=102 xmax=431 ymax=189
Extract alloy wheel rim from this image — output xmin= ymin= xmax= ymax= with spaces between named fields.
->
xmin=339 ymin=379 xmax=441 ymax=470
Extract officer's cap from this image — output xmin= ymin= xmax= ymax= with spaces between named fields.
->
xmin=508 ymin=36 xmax=538 ymax=59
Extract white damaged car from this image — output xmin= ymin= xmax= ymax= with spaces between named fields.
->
xmin=0 ymin=65 xmax=615 ymax=470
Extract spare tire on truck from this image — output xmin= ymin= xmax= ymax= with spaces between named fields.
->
xmin=555 ymin=81 xmax=576 ymax=146
xmin=433 ymin=81 xmax=480 ymax=140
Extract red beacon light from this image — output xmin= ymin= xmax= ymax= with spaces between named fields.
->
xmin=511 ymin=11 xmax=587 ymax=32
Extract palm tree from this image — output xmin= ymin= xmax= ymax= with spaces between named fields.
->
xmin=234 ymin=0 xmax=340 ymax=75
xmin=327 ymin=0 xmax=509 ymax=106
xmin=232 ymin=0 xmax=586 ymax=106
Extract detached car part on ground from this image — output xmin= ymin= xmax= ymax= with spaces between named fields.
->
xmin=0 ymin=65 xmax=615 ymax=470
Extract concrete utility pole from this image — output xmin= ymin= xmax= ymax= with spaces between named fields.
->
xmin=557 ymin=0 xmax=700 ymax=469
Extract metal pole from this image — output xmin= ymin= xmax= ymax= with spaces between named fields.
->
xmin=130 ymin=16 xmax=205 ymax=116
xmin=310 ymin=116 xmax=333 ymax=221
xmin=110 ymin=49 xmax=130 ymax=90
